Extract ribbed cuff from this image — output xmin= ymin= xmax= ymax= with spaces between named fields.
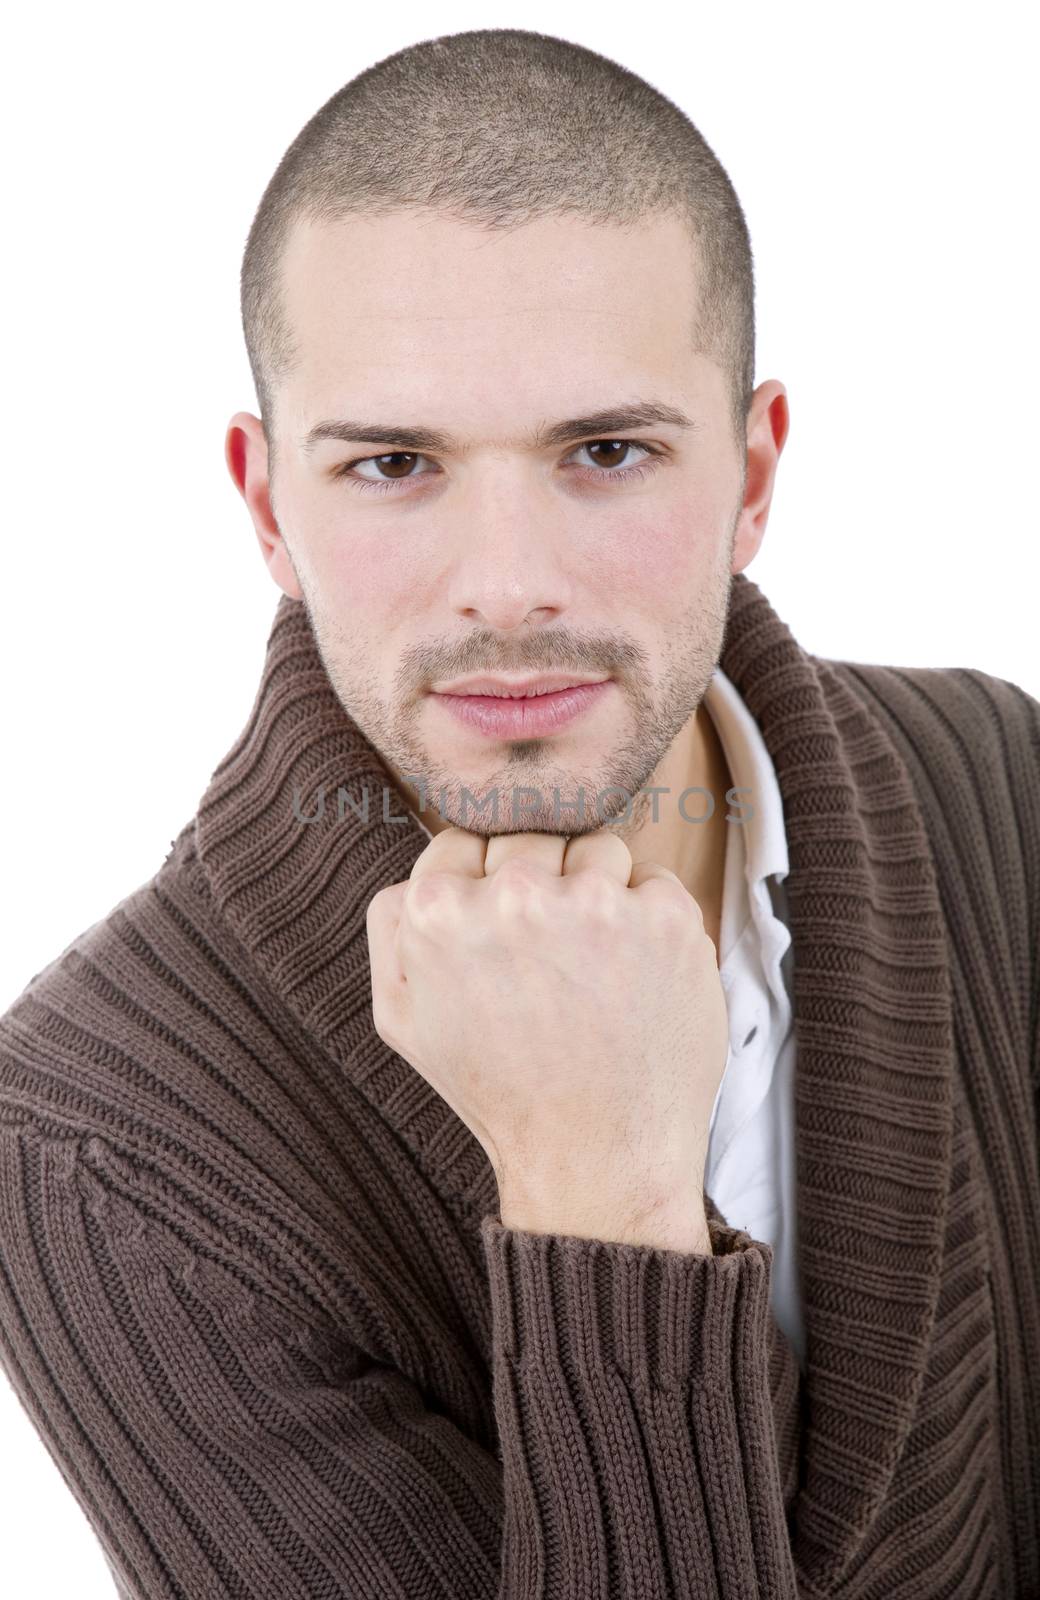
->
xmin=481 ymin=1211 xmax=773 ymax=1391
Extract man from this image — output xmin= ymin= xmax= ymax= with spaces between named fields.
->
xmin=1 ymin=25 xmax=1037 ymax=1600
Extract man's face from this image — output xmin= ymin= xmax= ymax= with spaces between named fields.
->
xmin=258 ymin=209 xmax=757 ymax=836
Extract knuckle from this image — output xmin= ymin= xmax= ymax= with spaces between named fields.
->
xmin=407 ymin=871 xmax=465 ymax=929
xmin=491 ymin=857 xmax=548 ymax=897
xmin=645 ymin=878 xmax=700 ymax=927
xmin=490 ymin=858 xmax=554 ymax=923
xmin=569 ymin=866 xmax=622 ymax=918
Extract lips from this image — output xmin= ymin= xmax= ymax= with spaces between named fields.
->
xmin=430 ymin=679 xmax=613 ymax=738
xmin=455 ymin=685 xmax=580 ymax=699
xmin=430 ymin=674 xmax=610 ymax=698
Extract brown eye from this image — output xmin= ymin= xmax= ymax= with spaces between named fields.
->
xmin=584 ymin=440 xmax=631 ymax=469
xmin=368 ymin=452 xmax=419 ymax=479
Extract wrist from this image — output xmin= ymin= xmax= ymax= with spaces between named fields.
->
xmin=497 ymin=1183 xmax=712 ymax=1254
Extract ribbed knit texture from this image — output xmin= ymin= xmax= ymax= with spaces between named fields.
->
xmin=1 ymin=571 xmax=1037 ymax=1599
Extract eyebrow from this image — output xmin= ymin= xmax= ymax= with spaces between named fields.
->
xmin=300 ymin=401 xmax=700 ymax=458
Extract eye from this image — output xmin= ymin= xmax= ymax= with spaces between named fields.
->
xmin=330 ymin=438 xmax=665 ymax=496
xmin=571 ymin=439 xmax=653 ymax=472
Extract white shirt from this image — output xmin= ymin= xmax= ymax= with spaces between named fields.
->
xmin=703 ymin=665 xmax=803 ymax=1372
xmin=412 ymin=665 xmax=804 ymax=1371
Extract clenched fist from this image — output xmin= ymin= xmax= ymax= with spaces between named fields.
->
xmin=365 ymin=826 xmax=729 ymax=1249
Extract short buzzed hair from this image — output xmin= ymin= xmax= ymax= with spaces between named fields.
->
xmin=240 ymin=27 xmax=756 ymax=475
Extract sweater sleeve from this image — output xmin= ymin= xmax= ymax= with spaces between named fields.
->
xmin=0 ymin=1121 xmax=799 ymax=1600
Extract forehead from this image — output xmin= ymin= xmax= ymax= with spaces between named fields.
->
xmin=279 ymin=210 xmax=701 ymax=346
xmin=277 ymin=210 xmax=709 ymax=422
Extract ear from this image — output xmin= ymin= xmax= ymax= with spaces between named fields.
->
xmin=224 ymin=410 xmax=303 ymax=601
xmin=730 ymin=380 xmax=789 ymax=574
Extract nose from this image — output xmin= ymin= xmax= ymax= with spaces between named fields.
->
xmin=445 ymin=487 xmax=575 ymax=632
xmin=454 ymin=589 xmax=560 ymax=632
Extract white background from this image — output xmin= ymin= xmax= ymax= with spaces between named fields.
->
xmin=1 ymin=0 xmax=1037 ymax=1592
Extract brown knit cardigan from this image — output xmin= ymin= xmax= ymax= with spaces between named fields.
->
xmin=1 ymin=572 xmax=1037 ymax=1598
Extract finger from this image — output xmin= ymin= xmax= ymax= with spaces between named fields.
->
xmin=483 ymin=831 xmax=567 ymax=878
xmin=408 ymin=825 xmax=488 ymax=882
xmin=365 ymin=882 xmax=409 ymax=1041
xmin=628 ymin=857 xmax=704 ymax=913
xmin=560 ymin=827 xmax=634 ymax=885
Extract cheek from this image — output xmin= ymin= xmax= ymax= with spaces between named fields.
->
xmin=591 ymin=510 xmax=710 ymax=615
xmin=304 ymin=509 xmax=415 ymax=615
